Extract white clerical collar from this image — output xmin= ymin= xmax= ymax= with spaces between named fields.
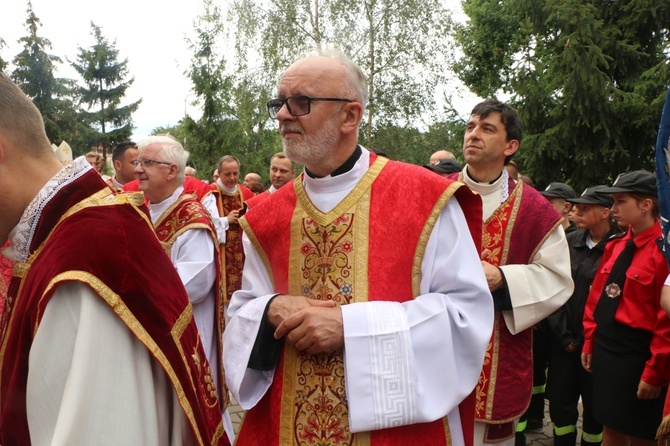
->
xmin=300 ymin=148 xmax=371 ymax=214
xmin=302 ymin=147 xmax=370 ymax=195
xmin=268 ymin=185 xmax=278 ymax=194
xmin=112 ymin=176 xmax=124 ymax=189
xmin=216 ymin=180 xmax=238 ymax=195
xmin=6 ymin=157 xmax=92 ymax=263
xmin=149 ymin=186 xmax=184 ymax=224
xmin=461 ymin=167 xmax=511 ymax=203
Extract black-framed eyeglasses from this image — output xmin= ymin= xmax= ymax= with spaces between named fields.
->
xmin=266 ymin=96 xmax=352 ymax=119
xmin=132 ymin=159 xmax=173 ymax=168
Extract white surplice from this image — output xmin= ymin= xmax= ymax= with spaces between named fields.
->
xmin=224 ymin=149 xmax=494 ymax=445
xmin=149 ymin=187 xmax=236 ymax=443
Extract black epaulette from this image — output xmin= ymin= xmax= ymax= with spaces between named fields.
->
xmin=607 ymin=232 xmax=626 ymax=241
xmin=656 ymin=236 xmax=665 ymax=254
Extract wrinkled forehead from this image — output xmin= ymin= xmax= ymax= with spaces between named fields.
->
xmin=140 ymin=143 xmax=162 ymax=158
xmin=278 ymin=57 xmax=343 ymax=96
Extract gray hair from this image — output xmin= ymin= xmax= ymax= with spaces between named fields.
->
xmin=318 ymin=48 xmax=368 ymax=112
xmin=137 ymin=135 xmax=189 ymax=184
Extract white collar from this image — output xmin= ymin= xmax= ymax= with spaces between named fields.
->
xmin=216 ymin=180 xmax=238 ymax=194
xmin=302 ymin=148 xmax=370 ymax=195
xmin=149 ymin=186 xmax=184 ymax=224
xmin=461 ymin=167 xmax=511 ymax=203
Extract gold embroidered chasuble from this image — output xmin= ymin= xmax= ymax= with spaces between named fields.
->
xmin=236 ymin=155 xmax=477 ymax=446
xmin=214 ymin=187 xmax=248 ymax=303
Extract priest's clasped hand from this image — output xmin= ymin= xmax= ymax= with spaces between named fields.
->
xmin=480 ymin=249 xmax=504 ymax=292
xmin=268 ymin=295 xmax=344 ymax=354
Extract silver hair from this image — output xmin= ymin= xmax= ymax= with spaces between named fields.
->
xmin=137 ymin=135 xmax=189 ymax=184
xmin=317 ymin=48 xmax=368 ymax=112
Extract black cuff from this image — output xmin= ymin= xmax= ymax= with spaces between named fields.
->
xmin=491 ymin=269 xmax=513 ymax=311
xmin=247 ymin=294 xmax=284 ymax=371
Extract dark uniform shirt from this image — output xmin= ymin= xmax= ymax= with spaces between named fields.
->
xmin=546 ymin=226 xmax=618 ymax=350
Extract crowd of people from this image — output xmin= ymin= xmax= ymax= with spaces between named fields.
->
xmin=0 ymin=48 xmax=669 ymax=446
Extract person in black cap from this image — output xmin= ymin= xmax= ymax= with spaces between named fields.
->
xmin=546 ymin=185 xmax=617 ymax=446
xmin=516 ymin=182 xmax=579 ymax=435
xmin=582 ymin=170 xmax=670 ymax=445
xmin=424 ymin=158 xmax=463 ymax=177
xmin=541 ymin=182 xmax=578 ymax=234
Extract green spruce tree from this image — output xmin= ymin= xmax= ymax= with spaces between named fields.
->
xmin=455 ymin=0 xmax=670 ymax=191
xmin=11 ymin=1 xmax=79 ymax=145
xmin=71 ymin=22 xmax=140 ymax=160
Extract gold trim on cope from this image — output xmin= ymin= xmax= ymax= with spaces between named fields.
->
xmin=41 ymin=271 xmax=208 ymax=446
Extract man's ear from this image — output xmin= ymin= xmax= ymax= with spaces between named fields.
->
xmin=504 ymin=140 xmax=520 ymax=158
xmin=167 ymin=164 xmax=179 ymax=181
xmin=340 ymin=102 xmax=364 ymax=136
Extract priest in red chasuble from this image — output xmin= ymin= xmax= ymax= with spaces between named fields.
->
xmin=211 ymin=155 xmax=254 ymax=303
xmin=223 ymin=50 xmax=494 ymax=446
xmin=135 ymin=135 xmax=233 ymax=443
xmin=0 ymin=73 xmax=229 ymax=445
xmin=448 ymin=99 xmax=573 ymax=445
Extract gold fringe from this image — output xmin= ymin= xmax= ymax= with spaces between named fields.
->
xmin=657 ymin=414 xmax=670 ymax=445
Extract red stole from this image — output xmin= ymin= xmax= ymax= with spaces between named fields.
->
xmin=214 ymin=185 xmax=254 ymax=302
xmin=471 ymin=179 xmax=561 ymax=440
xmin=237 ymin=154 xmax=482 ymax=446
xmin=0 ymin=241 xmax=10 ymax=316
xmin=0 ymin=171 xmax=228 ymax=446
xmin=152 ymin=192 xmax=228 ymax=410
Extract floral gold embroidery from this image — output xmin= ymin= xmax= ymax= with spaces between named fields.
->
xmin=292 ymin=212 xmax=355 ymax=445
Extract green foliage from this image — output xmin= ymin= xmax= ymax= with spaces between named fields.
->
xmin=229 ymin=0 xmax=456 ymax=144
xmin=184 ymin=0 xmax=281 ymax=180
xmin=0 ymin=38 xmax=7 ymax=72
xmin=11 ymin=2 xmax=82 ymax=146
xmin=71 ymin=22 xmax=141 ymax=157
xmin=367 ymin=120 xmax=466 ymax=166
xmin=455 ymin=0 xmax=670 ymax=192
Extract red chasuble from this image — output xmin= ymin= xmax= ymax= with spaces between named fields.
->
xmin=0 ymin=170 xmax=228 ymax=446
xmin=453 ymin=176 xmax=561 ymax=441
xmin=214 ymin=185 xmax=254 ymax=303
xmin=245 ymin=190 xmax=272 ymax=209
xmin=237 ymin=154 xmax=482 ymax=446
xmin=153 ymin=192 xmax=229 ymax=410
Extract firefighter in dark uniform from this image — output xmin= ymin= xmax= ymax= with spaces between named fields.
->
xmin=546 ymin=186 xmax=616 ymax=446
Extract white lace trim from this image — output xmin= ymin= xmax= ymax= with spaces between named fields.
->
xmin=500 ymin=168 xmax=510 ymax=202
xmin=12 ymin=157 xmax=93 ymax=263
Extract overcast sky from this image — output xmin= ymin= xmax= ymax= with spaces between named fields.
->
xmin=1 ymin=0 xmax=203 ymax=141
xmin=1 ymin=0 xmax=473 ymax=143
